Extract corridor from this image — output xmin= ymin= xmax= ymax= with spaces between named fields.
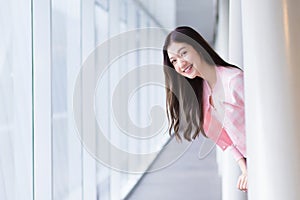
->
xmin=126 ymin=139 xmax=221 ymax=200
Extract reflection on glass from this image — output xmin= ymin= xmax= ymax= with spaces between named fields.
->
xmin=51 ymin=0 xmax=83 ymax=199
xmin=95 ymin=4 xmax=111 ymax=200
xmin=0 ymin=0 xmax=33 ymax=199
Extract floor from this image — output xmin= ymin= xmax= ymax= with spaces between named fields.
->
xmin=125 ymin=137 xmax=222 ymax=200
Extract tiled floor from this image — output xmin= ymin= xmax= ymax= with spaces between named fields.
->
xmin=125 ymin=138 xmax=222 ymax=200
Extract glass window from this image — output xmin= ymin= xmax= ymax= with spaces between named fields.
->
xmin=51 ymin=0 xmax=83 ymax=199
xmin=95 ymin=0 xmax=109 ymax=11
xmin=94 ymin=4 xmax=111 ymax=200
xmin=120 ymin=0 xmax=128 ymax=23
xmin=95 ymin=5 xmax=109 ymax=45
xmin=0 ymin=0 xmax=33 ymax=199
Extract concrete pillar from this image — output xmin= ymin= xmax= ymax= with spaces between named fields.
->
xmin=215 ymin=0 xmax=247 ymax=199
xmin=225 ymin=0 xmax=248 ymax=199
xmin=241 ymin=0 xmax=300 ymax=199
xmin=214 ymin=0 xmax=229 ymax=180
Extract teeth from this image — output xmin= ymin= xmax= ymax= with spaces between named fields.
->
xmin=184 ymin=65 xmax=192 ymax=72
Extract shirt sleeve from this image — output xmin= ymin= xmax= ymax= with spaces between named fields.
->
xmin=230 ymin=70 xmax=245 ymax=107
xmin=229 ymin=145 xmax=244 ymax=161
xmin=228 ymin=69 xmax=246 ymax=161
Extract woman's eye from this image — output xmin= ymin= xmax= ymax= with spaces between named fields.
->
xmin=171 ymin=60 xmax=177 ymax=65
xmin=181 ymin=51 xmax=187 ymax=56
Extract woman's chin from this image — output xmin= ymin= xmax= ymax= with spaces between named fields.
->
xmin=186 ymin=72 xmax=197 ymax=79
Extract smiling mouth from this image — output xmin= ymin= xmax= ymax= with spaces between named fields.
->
xmin=183 ymin=65 xmax=192 ymax=73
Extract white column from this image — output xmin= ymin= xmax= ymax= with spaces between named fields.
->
xmin=224 ymin=0 xmax=247 ymax=199
xmin=214 ymin=0 xmax=229 ymax=181
xmin=241 ymin=0 xmax=300 ymax=199
xmin=215 ymin=0 xmax=246 ymax=199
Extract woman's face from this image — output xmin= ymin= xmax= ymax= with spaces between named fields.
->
xmin=167 ymin=42 xmax=203 ymax=79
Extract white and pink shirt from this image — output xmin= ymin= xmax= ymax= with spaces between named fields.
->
xmin=202 ymin=66 xmax=246 ymax=161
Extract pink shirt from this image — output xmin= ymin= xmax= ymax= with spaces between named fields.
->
xmin=202 ymin=66 xmax=246 ymax=161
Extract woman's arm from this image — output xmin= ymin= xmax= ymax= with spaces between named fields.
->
xmin=237 ymin=157 xmax=248 ymax=191
xmin=238 ymin=157 xmax=247 ymax=173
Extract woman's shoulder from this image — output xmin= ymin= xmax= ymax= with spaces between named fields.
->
xmin=217 ymin=65 xmax=243 ymax=75
xmin=217 ymin=65 xmax=243 ymax=83
xmin=216 ymin=66 xmax=244 ymax=101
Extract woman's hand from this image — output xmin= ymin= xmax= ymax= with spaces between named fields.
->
xmin=237 ymin=172 xmax=248 ymax=192
xmin=237 ymin=157 xmax=247 ymax=192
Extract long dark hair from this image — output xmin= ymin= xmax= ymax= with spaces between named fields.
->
xmin=163 ymin=26 xmax=238 ymax=141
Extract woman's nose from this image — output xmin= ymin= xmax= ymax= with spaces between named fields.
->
xmin=178 ymin=58 xmax=187 ymax=69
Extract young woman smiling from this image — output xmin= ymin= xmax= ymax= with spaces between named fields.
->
xmin=163 ymin=26 xmax=247 ymax=192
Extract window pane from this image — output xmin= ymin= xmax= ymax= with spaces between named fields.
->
xmin=51 ymin=0 xmax=83 ymax=199
xmin=95 ymin=5 xmax=111 ymax=200
xmin=95 ymin=0 xmax=109 ymax=11
xmin=0 ymin=0 xmax=33 ymax=199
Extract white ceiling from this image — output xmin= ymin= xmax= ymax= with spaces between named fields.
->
xmin=176 ymin=0 xmax=217 ymax=44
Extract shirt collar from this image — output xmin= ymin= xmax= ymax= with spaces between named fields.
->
xmin=202 ymin=66 xmax=225 ymax=110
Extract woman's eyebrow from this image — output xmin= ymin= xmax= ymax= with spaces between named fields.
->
xmin=168 ymin=46 xmax=187 ymax=60
xmin=177 ymin=47 xmax=187 ymax=53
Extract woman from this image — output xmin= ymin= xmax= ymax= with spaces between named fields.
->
xmin=163 ymin=26 xmax=247 ymax=191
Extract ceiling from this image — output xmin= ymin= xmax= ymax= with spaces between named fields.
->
xmin=176 ymin=0 xmax=217 ymax=45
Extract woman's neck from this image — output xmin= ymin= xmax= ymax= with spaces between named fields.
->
xmin=202 ymin=64 xmax=217 ymax=91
